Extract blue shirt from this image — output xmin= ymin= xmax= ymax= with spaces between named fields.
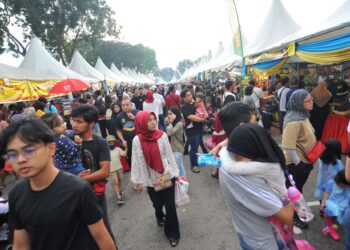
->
xmin=45 ymin=105 xmax=58 ymax=113
xmin=314 ymin=159 xmax=344 ymax=200
xmin=54 ymin=135 xmax=84 ymax=173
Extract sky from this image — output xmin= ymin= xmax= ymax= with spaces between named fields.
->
xmin=0 ymin=0 xmax=346 ymax=69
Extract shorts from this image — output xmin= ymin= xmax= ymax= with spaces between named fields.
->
xmin=110 ymin=169 xmax=123 ymax=184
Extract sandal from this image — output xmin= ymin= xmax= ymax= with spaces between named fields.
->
xmin=191 ymin=166 xmax=200 ymax=173
xmin=169 ymin=238 xmax=179 ymax=247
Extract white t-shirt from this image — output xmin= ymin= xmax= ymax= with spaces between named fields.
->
xmin=153 ymin=93 xmax=165 ymax=114
xmin=110 ymin=148 xmax=125 ymax=172
xmin=143 ymin=100 xmax=162 ymax=121
xmin=252 ymin=87 xmax=264 ymax=108
xmin=277 ymin=87 xmax=290 ymax=112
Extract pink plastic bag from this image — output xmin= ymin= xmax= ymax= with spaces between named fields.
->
xmin=204 ymin=137 xmax=217 ymax=150
xmin=295 ymin=240 xmax=315 ymax=250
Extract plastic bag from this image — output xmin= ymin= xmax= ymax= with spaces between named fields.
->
xmin=175 ymin=181 xmax=190 ymax=207
xmin=178 ymin=176 xmax=189 ymax=193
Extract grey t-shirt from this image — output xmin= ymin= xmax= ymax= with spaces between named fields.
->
xmin=219 ymin=167 xmax=282 ymax=250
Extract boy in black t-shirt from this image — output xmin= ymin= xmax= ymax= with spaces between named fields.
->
xmin=1 ymin=119 xmax=116 ymax=250
xmin=116 ymin=99 xmax=139 ymax=168
xmin=70 ymin=104 xmax=115 ymax=242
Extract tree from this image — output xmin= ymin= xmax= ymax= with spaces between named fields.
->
xmin=0 ymin=0 xmax=120 ymax=65
xmin=177 ymin=59 xmax=193 ymax=74
xmin=158 ymin=67 xmax=174 ymax=83
xmin=82 ymin=40 xmax=158 ymax=73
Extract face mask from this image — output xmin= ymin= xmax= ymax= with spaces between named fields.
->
xmin=109 ymin=144 xmax=115 ymax=150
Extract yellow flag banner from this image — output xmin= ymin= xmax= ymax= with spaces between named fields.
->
xmin=245 ymin=42 xmax=295 ymax=66
xmin=0 ymin=79 xmax=59 ymax=104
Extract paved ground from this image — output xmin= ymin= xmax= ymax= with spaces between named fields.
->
xmin=1 ymin=127 xmax=345 ymax=249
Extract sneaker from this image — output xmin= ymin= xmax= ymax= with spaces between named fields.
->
xmin=294 ymin=215 xmax=309 ymax=229
xmin=116 ymin=197 xmax=124 ymax=206
xmin=329 ymin=230 xmax=340 ymax=241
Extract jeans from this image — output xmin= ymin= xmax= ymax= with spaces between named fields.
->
xmin=173 ymin=151 xmax=186 ymax=178
xmin=343 ymin=207 xmax=350 ymax=250
xmin=187 ymin=133 xmax=201 ymax=167
xmin=158 ymin=114 xmax=166 ymax=132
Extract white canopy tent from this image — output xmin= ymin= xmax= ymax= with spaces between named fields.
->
xmin=95 ymin=57 xmax=122 ymax=82
xmin=243 ymin=0 xmax=301 ymax=57
xmin=19 ymin=37 xmax=95 ymax=82
xmin=0 ymin=63 xmax=54 ymax=80
xmin=110 ymin=63 xmax=132 ymax=82
xmin=169 ymin=74 xmax=178 ymax=84
xmin=262 ymin=0 xmax=350 ymax=53
xmin=69 ymin=51 xmax=104 ymax=81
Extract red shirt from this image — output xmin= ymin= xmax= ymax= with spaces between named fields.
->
xmin=165 ymin=93 xmax=181 ymax=109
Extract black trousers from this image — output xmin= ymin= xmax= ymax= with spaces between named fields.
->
xmin=147 ymin=180 xmax=180 ymax=240
xmin=98 ymin=119 xmax=108 ymax=138
xmin=286 ymin=162 xmax=314 ymax=193
xmin=97 ymin=195 xmax=115 ymax=243
xmin=279 ymin=111 xmax=286 ymax=133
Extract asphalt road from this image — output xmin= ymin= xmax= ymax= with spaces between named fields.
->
xmin=2 ymin=127 xmax=345 ymax=250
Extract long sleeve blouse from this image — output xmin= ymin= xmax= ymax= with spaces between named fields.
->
xmin=131 ymin=133 xmax=179 ymax=186
xmin=166 ymin=122 xmax=185 ymax=153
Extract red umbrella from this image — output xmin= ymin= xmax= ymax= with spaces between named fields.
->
xmin=49 ymin=79 xmax=91 ymax=94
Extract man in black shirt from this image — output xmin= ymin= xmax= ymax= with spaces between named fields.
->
xmin=131 ymin=88 xmax=145 ymax=111
xmin=116 ymin=99 xmax=139 ymax=168
xmin=180 ymin=89 xmax=206 ymax=173
xmin=70 ymin=105 xmax=115 ymax=242
xmin=1 ymin=119 xmax=115 ymax=250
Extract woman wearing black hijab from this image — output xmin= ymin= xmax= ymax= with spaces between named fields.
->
xmin=166 ymin=107 xmax=186 ymax=178
xmin=220 ymin=123 xmax=297 ymax=250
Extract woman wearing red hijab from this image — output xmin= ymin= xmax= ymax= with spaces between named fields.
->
xmin=131 ymin=110 xmax=180 ymax=247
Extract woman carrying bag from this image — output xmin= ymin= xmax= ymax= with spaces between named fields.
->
xmin=131 ymin=110 xmax=180 ymax=247
xmin=282 ymin=89 xmax=317 ymax=229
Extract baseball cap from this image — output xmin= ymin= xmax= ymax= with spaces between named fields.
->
xmin=150 ymin=85 xmax=157 ymax=91
xmin=106 ymin=135 xmax=116 ymax=142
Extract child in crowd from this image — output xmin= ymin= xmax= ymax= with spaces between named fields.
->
xmin=314 ymin=139 xmax=344 ymax=216
xmin=321 ymin=170 xmax=350 ymax=241
xmin=107 ymin=135 xmax=127 ymax=206
xmin=186 ymin=92 xmax=208 ymax=129
xmin=41 ymin=113 xmax=85 ymax=174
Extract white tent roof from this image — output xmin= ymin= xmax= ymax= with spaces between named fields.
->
xmin=110 ymin=63 xmax=132 ymax=82
xmin=19 ymin=37 xmax=94 ymax=81
xmin=264 ymin=0 xmax=350 ymax=53
xmin=121 ymin=68 xmax=138 ymax=82
xmin=244 ymin=0 xmax=301 ymax=56
xmin=69 ymin=51 xmax=104 ymax=81
xmin=169 ymin=74 xmax=178 ymax=84
xmin=0 ymin=63 xmax=55 ymax=80
xmin=95 ymin=57 xmax=123 ymax=82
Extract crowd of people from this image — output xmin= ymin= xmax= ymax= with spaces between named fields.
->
xmin=0 ymin=77 xmax=349 ymax=249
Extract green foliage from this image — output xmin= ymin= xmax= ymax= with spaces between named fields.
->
xmin=81 ymin=40 xmax=158 ymax=74
xmin=0 ymin=0 xmax=120 ymax=65
xmin=158 ymin=67 xmax=174 ymax=82
xmin=177 ymin=59 xmax=194 ymax=74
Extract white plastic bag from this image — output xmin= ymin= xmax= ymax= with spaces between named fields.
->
xmin=175 ymin=181 xmax=190 ymax=207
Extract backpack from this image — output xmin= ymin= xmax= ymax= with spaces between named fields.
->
xmin=94 ymin=99 xmax=107 ymax=116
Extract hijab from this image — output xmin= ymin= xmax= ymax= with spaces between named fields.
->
xmin=283 ymin=89 xmax=309 ymax=126
xmin=135 ymin=111 xmax=164 ymax=173
xmin=227 ymin=123 xmax=287 ymax=172
xmin=310 ymin=80 xmax=332 ymax=108
xmin=144 ymin=90 xmax=154 ymax=103
xmin=169 ymin=106 xmax=182 ymax=126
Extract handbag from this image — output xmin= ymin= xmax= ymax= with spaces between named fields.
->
xmin=147 ymin=166 xmax=173 ymax=192
xmin=305 ymin=141 xmax=326 ymax=164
